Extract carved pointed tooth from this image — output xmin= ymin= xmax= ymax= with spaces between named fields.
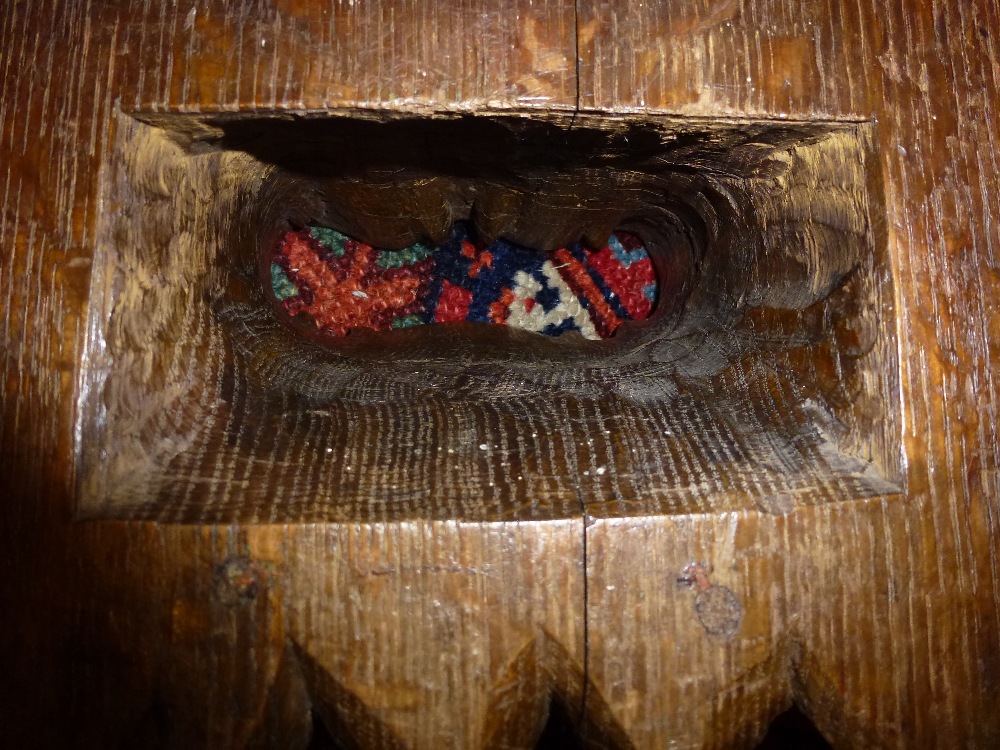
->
xmin=471 ymin=186 xmax=523 ymax=245
xmin=408 ymin=178 xmax=464 ymax=246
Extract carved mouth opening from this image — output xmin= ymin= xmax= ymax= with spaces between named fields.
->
xmin=77 ymin=110 xmax=904 ymax=522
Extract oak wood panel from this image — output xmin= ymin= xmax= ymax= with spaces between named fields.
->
xmin=1 ymin=0 xmax=999 ymax=748
xmin=580 ymin=0 xmax=1000 ymax=746
xmin=585 ymin=498 xmax=1000 ymax=747
xmin=0 ymin=2 xmax=585 ymax=746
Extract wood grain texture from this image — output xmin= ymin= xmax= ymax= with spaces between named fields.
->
xmin=116 ymin=0 xmax=578 ymax=113
xmin=578 ymin=0 xmax=876 ymax=117
xmin=581 ymin=0 xmax=1000 ymax=746
xmin=1 ymin=0 xmax=999 ymax=748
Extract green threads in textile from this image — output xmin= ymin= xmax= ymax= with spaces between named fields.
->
xmin=270 ymin=263 xmax=299 ymax=300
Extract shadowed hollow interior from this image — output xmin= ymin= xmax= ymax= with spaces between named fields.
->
xmin=76 ymin=111 xmax=903 ymax=522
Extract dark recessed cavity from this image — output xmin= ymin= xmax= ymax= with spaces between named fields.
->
xmin=76 ymin=110 xmax=903 ymax=522
xmin=219 ymin=114 xmax=710 ymax=365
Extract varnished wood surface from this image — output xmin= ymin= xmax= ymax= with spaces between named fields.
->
xmin=578 ymin=0 xmax=877 ymax=117
xmin=2 ymin=0 xmax=999 ymax=748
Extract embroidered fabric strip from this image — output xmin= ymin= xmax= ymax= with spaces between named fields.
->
xmin=270 ymin=222 xmax=656 ymax=340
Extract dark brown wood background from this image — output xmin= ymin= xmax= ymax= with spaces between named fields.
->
xmin=1 ymin=0 xmax=999 ymax=747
